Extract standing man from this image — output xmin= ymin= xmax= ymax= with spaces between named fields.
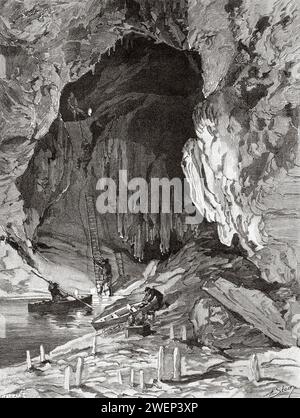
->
xmin=102 ymin=259 xmax=113 ymax=296
xmin=94 ymin=258 xmax=113 ymax=296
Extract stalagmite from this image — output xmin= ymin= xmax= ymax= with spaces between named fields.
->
xmin=173 ymin=347 xmax=181 ymax=381
xmin=0 ymin=54 xmax=6 ymax=79
xmin=40 ymin=345 xmax=46 ymax=363
xmin=64 ymin=366 xmax=71 ymax=392
xmin=75 ymin=357 xmax=84 ymax=387
xmin=26 ymin=351 xmax=32 ymax=370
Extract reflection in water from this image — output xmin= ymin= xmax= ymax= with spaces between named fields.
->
xmin=0 ymin=300 xmax=94 ymax=368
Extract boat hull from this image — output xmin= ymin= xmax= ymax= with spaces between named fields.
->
xmin=92 ymin=301 xmax=157 ymax=331
xmin=28 ymin=295 xmax=92 ymax=314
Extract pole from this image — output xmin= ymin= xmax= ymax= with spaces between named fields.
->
xmin=170 ymin=324 xmax=175 ymax=340
xmin=117 ymin=370 xmax=123 ymax=385
xmin=139 ymin=370 xmax=144 ymax=391
xmin=249 ymin=354 xmax=261 ymax=382
xmin=31 ymin=269 xmax=51 ymax=284
xmin=26 ymin=350 xmax=32 ymax=370
xmin=173 ymin=347 xmax=181 ymax=381
xmin=40 ymin=345 xmax=46 ymax=363
xmin=31 ymin=270 xmax=93 ymax=309
xmin=64 ymin=365 xmax=72 ymax=391
xmin=181 ymin=325 xmax=187 ymax=341
xmin=75 ymin=357 xmax=84 ymax=387
xmin=157 ymin=346 xmax=165 ymax=382
xmin=92 ymin=333 xmax=97 ymax=356
xmin=130 ymin=369 xmax=135 ymax=387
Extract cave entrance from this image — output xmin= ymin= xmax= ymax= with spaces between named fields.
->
xmin=18 ymin=34 xmax=204 ymax=275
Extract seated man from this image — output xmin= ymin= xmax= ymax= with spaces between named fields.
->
xmin=48 ymin=281 xmax=67 ymax=302
xmin=127 ymin=313 xmax=136 ymax=327
xmin=142 ymin=287 xmax=165 ymax=311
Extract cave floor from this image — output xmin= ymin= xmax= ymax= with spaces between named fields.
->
xmin=1 ymin=235 xmax=300 ymax=398
xmin=0 ymin=323 xmax=298 ymax=399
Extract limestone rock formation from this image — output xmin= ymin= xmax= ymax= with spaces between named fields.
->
xmin=183 ymin=0 xmax=300 ymax=284
xmin=0 ymin=1 xmax=299 ymax=341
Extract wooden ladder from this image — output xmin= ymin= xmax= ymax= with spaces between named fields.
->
xmin=85 ymin=194 xmax=104 ymax=295
xmin=115 ymin=252 xmax=125 ymax=278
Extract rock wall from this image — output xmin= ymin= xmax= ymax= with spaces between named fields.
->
xmin=0 ymin=0 xmax=299 ymax=289
xmin=100 ymin=224 xmax=291 ymax=349
xmin=183 ymin=0 xmax=300 ymax=284
xmin=0 ymin=0 xmax=192 ymax=240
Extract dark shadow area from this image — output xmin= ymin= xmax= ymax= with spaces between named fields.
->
xmin=17 ymin=34 xmax=204 ymax=266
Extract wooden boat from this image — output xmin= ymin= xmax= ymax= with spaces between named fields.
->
xmin=92 ymin=300 xmax=157 ymax=331
xmin=28 ymin=295 xmax=93 ymax=314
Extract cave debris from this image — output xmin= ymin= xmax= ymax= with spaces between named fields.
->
xmin=202 ymin=277 xmax=296 ymax=347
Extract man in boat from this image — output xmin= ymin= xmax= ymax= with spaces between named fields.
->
xmin=48 ymin=281 xmax=68 ymax=302
xmin=142 ymin=287 xmax=165 ymax=311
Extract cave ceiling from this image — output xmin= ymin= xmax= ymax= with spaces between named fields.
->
xmin=0 ymin=0 xmax=299 ymax=285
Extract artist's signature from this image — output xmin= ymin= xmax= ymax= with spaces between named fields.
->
xmin=265 ymin=385 xmax=295 ymax=398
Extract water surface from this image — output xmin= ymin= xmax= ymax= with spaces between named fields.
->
xmin=0 ymin=299 xmax=94 ymax=368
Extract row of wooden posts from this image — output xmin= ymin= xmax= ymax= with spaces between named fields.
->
xmin=26 ymin=345 xmax=47 ymax=370
xmin=26 ymin=326 xmax=284 ymax=392
xmin=25 ymin=324 xmax=188 ymax=364
xmin=25 ymin=338 xmax=264 ymax=392
xmin=115 ymin=345 xmax=182 ymax=391
xmin=25 ymin=324 xmax=187 ymax=392
xmin=63 ymin=346 xmax=181 ymax=393
xmin=26 ymin=346 xmax=85 ymax=391
xmin=64 ymin=357 xmax=85 ymax=391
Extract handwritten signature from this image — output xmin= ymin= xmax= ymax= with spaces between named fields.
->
xmin=266 ymin=385 xmax=295 ymax=398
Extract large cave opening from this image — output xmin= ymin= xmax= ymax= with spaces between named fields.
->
xmin=16 ymin=35 xmax=204 ymax=287
xmin=1 ymin=1 xmax=299 ymax=394
xmin=8 ymin=34 xmax=290 ymax=357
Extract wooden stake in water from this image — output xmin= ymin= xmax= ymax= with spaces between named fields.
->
xmin=173 ymin=347 xmax=181 ymax=381
xmin=181 ymin=325 xmax=187 ymax=342
xmin=92 ymin=333 xmax=97 ymax=356
xmin=40 ymin=345 xmax=46 ymax=363
xmin=130 ymin=369 xmax=135 ymax=387
xmin=139 ymin=370 xmax=144 ymax=391
xmin=157 ymin=346 xmax=165 ymax=382
xmin=26 ymin=350 xmax=32 ymax=370
xmin=75 ymin=357 xmax=84 ymax=387
xmin=64 ymin=365 xmax=72 ymax=391
xmin=170 ymin=324 xmax=175 ymax=340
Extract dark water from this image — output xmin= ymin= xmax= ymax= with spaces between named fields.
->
xmin=0 ymin=299 xmax=94 ymax=368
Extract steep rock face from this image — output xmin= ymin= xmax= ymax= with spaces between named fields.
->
xmin=183 ymin=0 xmax=300 ymax=284
xmin=100 ymin=225 xmax=289 ymax=349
